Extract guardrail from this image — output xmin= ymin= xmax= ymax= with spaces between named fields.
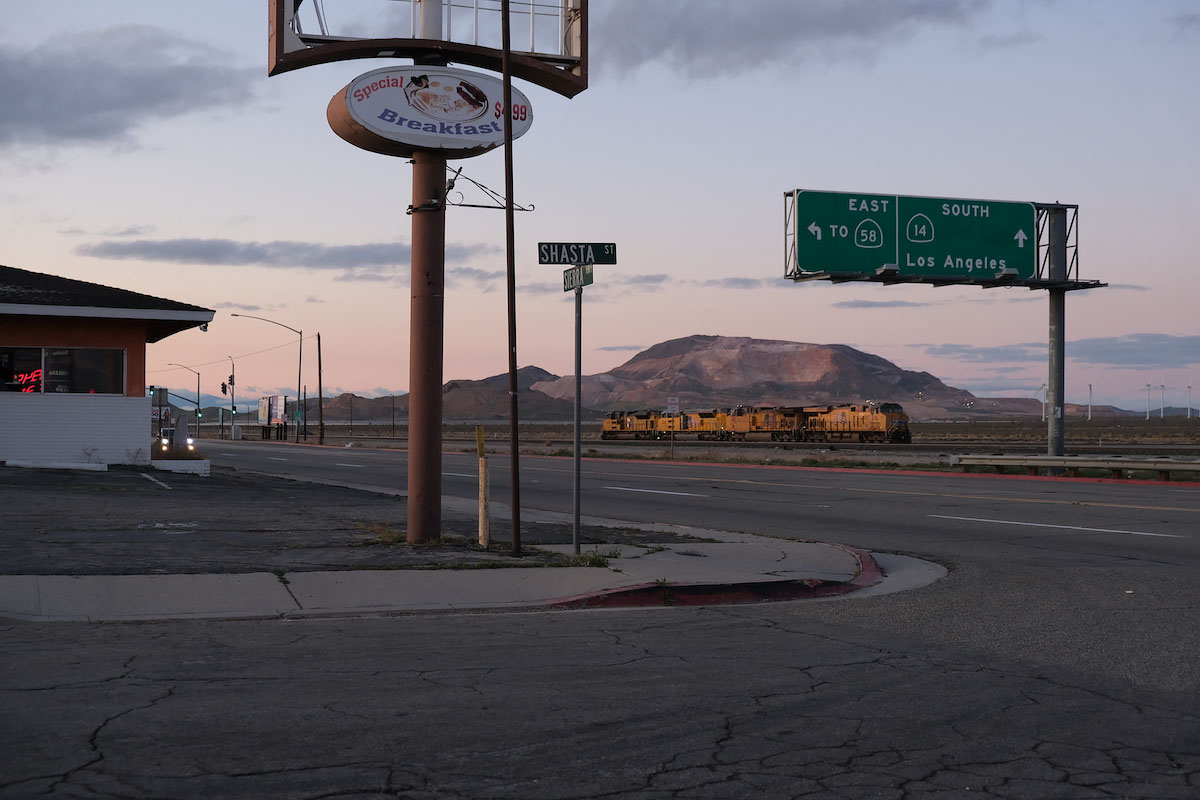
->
xmin=950 ymin=454 xmax=1200 ymax=481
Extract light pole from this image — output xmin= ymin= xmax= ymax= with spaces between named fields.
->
xmin=1087 ymin=383 xmax=1092 ymax=421
xmin=231 ymin=314 xmax=303 ymax=443
xmin=168 ymin=363 xmax=201 ymax=439
xmin=229 ymin=356 xmax=236 ymax=437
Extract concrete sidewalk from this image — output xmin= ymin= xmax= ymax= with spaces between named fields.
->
xmin=0 ymin=531 xmax=882 ymax=621
xmin=0 ymin=464 xmax=930 ymax=622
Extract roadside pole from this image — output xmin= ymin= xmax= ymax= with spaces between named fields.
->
xmin=541 ymin=245 xmax=615 ymax=552
xmin=476 ymin=425 xmax=490 ymax=548
xmin=572 ymin=277 xmax=583 ymax=554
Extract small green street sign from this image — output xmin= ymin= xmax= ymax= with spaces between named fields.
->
xmin=539 ymin=242 xmax=617 ymax=265
xmin=563 ymin=264 xmax=594 ymax=292
xmin=792 ymin=190 xmax=1036 ymax=280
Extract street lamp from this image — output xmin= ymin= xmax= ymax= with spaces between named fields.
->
xmin=230 ymin=313 xmax=302 ymax=443
xmin=228 ymin=356 xmax=236 ymax=437
xmin=168 ymin=363 xmax=201 ymax=440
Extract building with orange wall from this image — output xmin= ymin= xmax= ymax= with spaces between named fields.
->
xmin=1 ymin=265 xmax=213 ymax=466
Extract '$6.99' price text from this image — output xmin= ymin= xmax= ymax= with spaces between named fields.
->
xmin=494 ymin=101 xmax=529 ymax=121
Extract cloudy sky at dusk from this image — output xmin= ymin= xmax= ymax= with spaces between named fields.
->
xmin=3 ymin=0 xmax=1198 ymax=413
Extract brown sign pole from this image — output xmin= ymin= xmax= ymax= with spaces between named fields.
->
xmin=407 ymin=151 xmax=446 ymax=543
xmin=406 ymin=1 xmax=447 ymax=544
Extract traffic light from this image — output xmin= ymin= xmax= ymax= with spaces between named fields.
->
xmin=221 ymin=382 xmax=227 ymax=395
xmin=197 ymin=409 xmax=203 ymax=419
xmin=232 ymin=407 xmax=237 ymax=415
xmin=228 ymin=374 xmax=235 ymax=387
xmin=148 ymin=385 xmax=156 ymax=396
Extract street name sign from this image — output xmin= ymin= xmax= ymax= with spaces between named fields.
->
xmin=791 ymin=190 xmax=1036 ymax=280
xmin=538 ymin=242 xmax=617 ymax=265
xmin=563 ymin=264 xmax=594 ymax=292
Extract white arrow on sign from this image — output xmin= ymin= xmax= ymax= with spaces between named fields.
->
xmin=1014 ymin=229 xmax=1028 ymax=248
xmin=807 ymin=222 xmax=822 ymax=240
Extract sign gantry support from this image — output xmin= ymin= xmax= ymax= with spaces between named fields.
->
xmin=783 ymin=190 xmax=1101 ymax=455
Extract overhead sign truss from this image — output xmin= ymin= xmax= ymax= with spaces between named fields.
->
xmin=784 ymin=190 xmax=1100 ymax=291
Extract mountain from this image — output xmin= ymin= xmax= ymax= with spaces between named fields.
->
xmin=531 ymin=335 xmax=975 ymax=419
xmin=292 ymin=367 xmax=582 ymax=422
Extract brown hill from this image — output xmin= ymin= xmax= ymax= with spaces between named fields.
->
xmin=303 ymin=367 xmax=583 ymax=422
xmin=531 ymin=335 xmax=977 ymax=419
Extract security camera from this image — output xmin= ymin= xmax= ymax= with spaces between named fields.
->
xmin=200 ymin=323 xmax=209 ymax=332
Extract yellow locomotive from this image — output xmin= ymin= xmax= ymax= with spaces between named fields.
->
xmin=601 ymin=403 xmax=911 ymax=444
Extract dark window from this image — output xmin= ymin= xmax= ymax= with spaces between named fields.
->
xmin=1 ymin=347 xmax=43 ymax=393
xmin=1 ymin=348 xmax=124 ymax=394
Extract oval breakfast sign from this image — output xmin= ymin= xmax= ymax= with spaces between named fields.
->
xmin=327 ymin=65 xmax=533 ymax=159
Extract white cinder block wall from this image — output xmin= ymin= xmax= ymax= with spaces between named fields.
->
xmin=0 ymin=394 xmax=152 ymax=465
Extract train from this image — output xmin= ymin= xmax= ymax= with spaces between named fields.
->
xmin=601 ymin=403 xmax=912 ymax=444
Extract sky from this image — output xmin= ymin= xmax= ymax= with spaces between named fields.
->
xmin=3 ymin=0 xmax=1199 ymax=413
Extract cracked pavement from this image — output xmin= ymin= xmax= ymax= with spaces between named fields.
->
xmin=3 ymin=603 xmax=1198 ymax=798
xmin=2 ymin=467 xmax=1198 ymax=797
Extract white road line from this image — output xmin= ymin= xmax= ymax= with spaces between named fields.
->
xmin=139 ymin=473 xmax=172 ymax=490
xmin=220 ymin=453 xmax=238 ymax=457
xmin=335 ymin=463 xmax=365 ymax=468
xmin=929 ymin=514 xmax=1183 ymax=539
xmin=443 ymin=472 xmax=477 ymax=478
xmin=268 ymin=457 xmax=288 ymax=461
xmin=603 ymin=486 xmax=709 ymax=498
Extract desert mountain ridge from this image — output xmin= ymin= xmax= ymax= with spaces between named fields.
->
xmin=194 ymin=336 xmax=1145 ymax=422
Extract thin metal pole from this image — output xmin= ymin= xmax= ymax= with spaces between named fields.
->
xmin=573 ymin=284 xmax=582 ymax=555
xmin=502 ymin=0 xmax=521 ymax=553
xmin=296 ymin=331 xmax=303 ymax=443
xmin=317 ymin=332 xmax=325 ymax=445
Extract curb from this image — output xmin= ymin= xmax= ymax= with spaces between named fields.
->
xmin=551 ymin=546 xmax=883 ymax=609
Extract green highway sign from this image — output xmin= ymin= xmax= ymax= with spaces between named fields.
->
xmin=792 ymin=190 xmax=1036 ymax=280
xmin=538 ymin=242 xmax=617 ymax=265
xmin=563 ymin=264 xmax=594 ymax=291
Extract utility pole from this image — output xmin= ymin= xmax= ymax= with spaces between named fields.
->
xmin=317 ymin=332 xmax=325 ymax=445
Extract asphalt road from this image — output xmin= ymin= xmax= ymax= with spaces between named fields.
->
xmin=3 ymin=441 xmax=1198 ymax=798
xmin=207 ymin=440 xmax=1200 ymax=690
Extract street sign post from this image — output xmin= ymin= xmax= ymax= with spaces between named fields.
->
xmin=543 ymin=242 xmax=615 ymax=554
xmin=791 ymin=190 xmax=1036 ymax=280
xmin=562 ymin=264 xmax=594 ymax=291
xmin=539 ymin=242 xmax=616 ymax=265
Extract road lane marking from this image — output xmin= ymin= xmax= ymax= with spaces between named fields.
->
xmin=929 ymin=514 xmax=1183 ymax=538
xmin=139 ymin=473 xmax=172 ymax=490
xmin=543 ymin=464 xmax=1200 ymax=515
xmin=444 ymin=472 xmax=477 ymax=478
xmin=603 ymin=486 xmax=708 ymax=498
xmin=269 ymin=457 xmax=288 ymax=461
xmin=335 ymin=463 xmax=365 ymax=468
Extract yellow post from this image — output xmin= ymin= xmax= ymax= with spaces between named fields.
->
xmin=476 ymin=425 xmax=490 ymax=548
